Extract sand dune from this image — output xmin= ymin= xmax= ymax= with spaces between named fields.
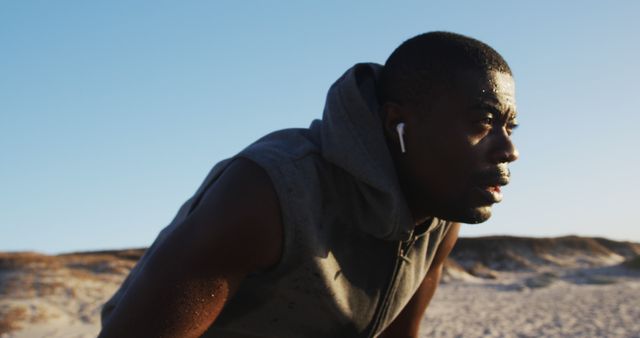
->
xmin=1 ymin=237 xmax=639 ymax=338
xmin=0 ymin=250 xmax=143 ymax=338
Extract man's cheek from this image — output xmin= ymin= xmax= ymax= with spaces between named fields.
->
xmin=431 ymin=164 xmax=467 ymax=197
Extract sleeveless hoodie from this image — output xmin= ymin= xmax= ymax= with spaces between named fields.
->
xmin=101 ymin=63 xmax=453 ymax=338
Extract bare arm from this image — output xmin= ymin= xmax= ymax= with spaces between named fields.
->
xmin=99 ymin=158 xmax=284 ymax=338
xmin=378 ymin=222 xmax=460 ymax=338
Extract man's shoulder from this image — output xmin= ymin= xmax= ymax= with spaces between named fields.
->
xmin=237 ymin=124 xmax=352 ymax=193
xmin=240 ymin=124 xmax=322 ymax=164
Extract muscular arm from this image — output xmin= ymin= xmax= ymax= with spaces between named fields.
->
xmin=378 ymin=222 xmax=461 ymax=338
xmin=99 ymin=158 xmax=284 ymax=338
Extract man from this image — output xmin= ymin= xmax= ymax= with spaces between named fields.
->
xmin=99 ymin=31 xmax=519 ymax=338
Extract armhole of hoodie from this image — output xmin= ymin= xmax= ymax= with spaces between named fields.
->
xmin=234 ymin=153 xmax=297 ymax=279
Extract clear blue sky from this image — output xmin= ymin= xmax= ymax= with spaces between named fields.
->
xmin=1 ymin=1 xmax=639 ymax=254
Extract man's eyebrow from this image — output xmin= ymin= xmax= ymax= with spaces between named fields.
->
xmin=471 ymin=101 xmax=518 ymax=119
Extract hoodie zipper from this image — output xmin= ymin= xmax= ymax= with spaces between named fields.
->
xmin=367 ymin=231 xmax=416 ymax=337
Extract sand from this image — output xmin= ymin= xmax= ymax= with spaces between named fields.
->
xmin=3 ymin=239 xmax=640 ymax=338
xmin=3 ymin=272 xmax=640 ymax=337
xmin=423 ymin=274 xmax=640 ymax=338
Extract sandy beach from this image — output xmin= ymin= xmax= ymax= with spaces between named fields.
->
xmin=2 ymin=237 xmax=639 ymax=338
xmin=425 ymin=271 xmax=640 ymax=338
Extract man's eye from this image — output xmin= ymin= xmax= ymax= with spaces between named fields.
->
xmin=477 ymin=117 xmax=493 ymax=126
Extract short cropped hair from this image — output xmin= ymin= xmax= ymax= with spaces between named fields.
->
xmin=378 ymin=31 xmax=511 ymax=106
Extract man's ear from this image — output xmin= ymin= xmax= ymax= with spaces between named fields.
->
xmin=381 ymin=101 xmax=406 ymax=142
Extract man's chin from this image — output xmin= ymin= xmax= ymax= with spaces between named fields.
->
xmin=440 ymin=205 xmax=492 ymax=224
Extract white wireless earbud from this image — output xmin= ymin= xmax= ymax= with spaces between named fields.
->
xmin=396 ymin=122 xmax=406 ymax=154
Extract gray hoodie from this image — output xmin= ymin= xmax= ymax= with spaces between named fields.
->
xmin=102 ymin=63 xmax=453 ymax=338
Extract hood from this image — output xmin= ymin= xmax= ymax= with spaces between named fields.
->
xmin=318 ymin=63 xmax=419 ymax=241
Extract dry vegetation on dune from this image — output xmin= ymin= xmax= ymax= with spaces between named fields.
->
xmin=0 ymin=249 xmax=145 ymax=336
xmin=0 ymin=306 xmax=27 ymax=335
xmin=447 ymin=236 xmax=640 ymax=274
xmin=0 ymin=252 xmax=61 ymax=271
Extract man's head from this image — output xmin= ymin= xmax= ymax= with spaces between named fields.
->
xmin=378 ymin=32 xmax=519 ymax=224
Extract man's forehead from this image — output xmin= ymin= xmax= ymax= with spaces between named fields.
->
xmin=465 ymin=70 xmax=517 ymax=115
xmin=487 ymin=71 xmax=516 ymax=105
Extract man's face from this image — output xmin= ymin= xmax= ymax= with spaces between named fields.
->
xmin=399 ymin=69 xmax=519 ymax=224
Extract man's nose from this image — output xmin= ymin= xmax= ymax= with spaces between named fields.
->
xmin=490 ymin=131 xmax=519 ymax=164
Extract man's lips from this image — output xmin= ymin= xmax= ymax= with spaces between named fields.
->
xmin=475 ymin=185 xmax=502 ymax=204
xmin=487 ymin=185 xmax=501 ymax=193
xmin=473 ymin=176 xmax=509 ymax=204
xmin=471 ymin=165 xmax=511 ymax=204
xmin=478 ymin=184 xmax=503 ymax=203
